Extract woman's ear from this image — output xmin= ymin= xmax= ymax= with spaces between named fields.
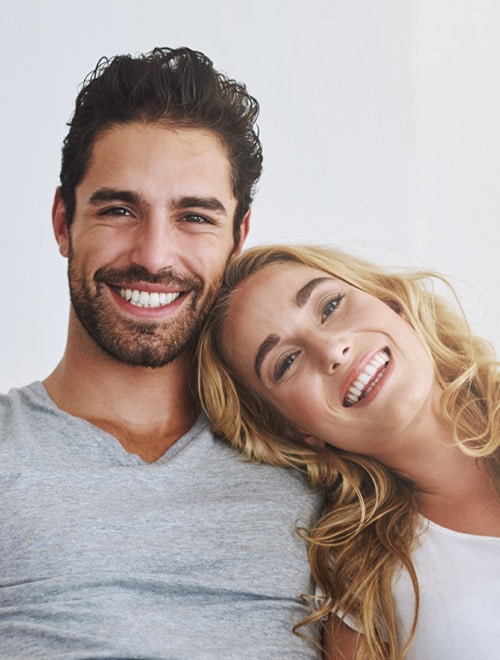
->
xmin=386 ymin=299 xmax=402 ymax=315
xmin=302 ymin=435 xmax=327 ymax=449
xmin=386 ymin=299 xmax=406 ymax=317
xmin=282 ymin=422 xmax=327 ymax=449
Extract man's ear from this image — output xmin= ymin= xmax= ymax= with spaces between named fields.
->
xmin=232 ymin=209 xmax=251 ymax=256
xmin=52 ymin=187 xmax=70 ymax=258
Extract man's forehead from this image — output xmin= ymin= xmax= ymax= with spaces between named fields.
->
xmin=78 ymin=122 xmax=235 ymax=197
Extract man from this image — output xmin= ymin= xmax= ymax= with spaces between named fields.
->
xmin=0 ymin=48 xmax=322 ymax=657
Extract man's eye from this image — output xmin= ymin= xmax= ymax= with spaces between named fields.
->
xmin=274 ymin=352 xmax=298 ymax=381
xmin=183 ymin=213 xmax=210 ymax=224
xmin=322 ymin=294 xmax=344 ymax=321
xmin=100 ymin=207 xmax=131 ymax=217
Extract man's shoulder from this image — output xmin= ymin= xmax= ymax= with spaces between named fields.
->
xmin=0 ymin=381 xmax=47 ymax=417
xmin=0 ymin=381 xmax=64 ymax=451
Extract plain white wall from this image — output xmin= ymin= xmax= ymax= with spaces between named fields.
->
xmin=1 ymin=0 xmax=499 ymax=392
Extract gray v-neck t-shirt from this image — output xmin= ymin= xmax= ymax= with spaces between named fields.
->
xmin=0 ymin=382 xmax=322 ymax=658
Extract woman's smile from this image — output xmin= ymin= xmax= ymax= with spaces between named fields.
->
xmin=342 ymin=348 xmax=390 ymax=407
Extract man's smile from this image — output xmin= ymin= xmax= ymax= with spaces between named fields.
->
xmin=116 ymin=288 xmax=182 ymax=309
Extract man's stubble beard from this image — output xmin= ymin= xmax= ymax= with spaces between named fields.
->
xmin=67 ymin=244 xmax=227 ymax=369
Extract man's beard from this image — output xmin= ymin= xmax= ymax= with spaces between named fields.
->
xmin=67 ymin=254 xmax=224 ymax=369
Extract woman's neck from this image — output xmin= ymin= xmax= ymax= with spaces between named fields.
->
xmin=413 ymin=446 xmax=500 ymax=536
xmin=373 ymin=412 xmax=500 ymax=536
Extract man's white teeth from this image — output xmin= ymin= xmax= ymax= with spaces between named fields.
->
xmin=344 ymin=350 xmax=390 ymax=407
xmin=119 ymin=288 xmax=181 ymax=308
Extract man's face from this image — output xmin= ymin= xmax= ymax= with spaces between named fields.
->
xmin=54 ymin=122 xmax=247 ymax=367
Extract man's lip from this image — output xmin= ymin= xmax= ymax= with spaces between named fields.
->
xmin=107 ymin=281 xmax=186 ymax=294
xmin=106 ymin=283 xmax=191 ymax=317
xmin=340 ymin=348 xmax=391 ymax=407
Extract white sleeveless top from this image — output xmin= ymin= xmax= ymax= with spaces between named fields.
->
xmin=393 ymin=516 xmax=500 ymax=659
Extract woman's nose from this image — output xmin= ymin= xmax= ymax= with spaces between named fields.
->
xmin=314 ymin=333 xmax=351 ymax=372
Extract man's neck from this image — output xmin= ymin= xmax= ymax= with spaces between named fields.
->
xmin=44 ymin=338 xmax=199 ymax=463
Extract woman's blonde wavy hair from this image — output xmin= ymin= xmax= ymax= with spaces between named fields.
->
xmin=196 ymin=244 xmax=500 ymax=660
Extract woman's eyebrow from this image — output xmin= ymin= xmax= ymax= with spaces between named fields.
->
xmin=295 ymin=277 xmax=332 ymax=307
xmin=254 ymin=334 xmax=279 ymax=380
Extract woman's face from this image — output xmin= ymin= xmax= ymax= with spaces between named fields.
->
xmin=223 ymin=262 xmax=442 ymax=460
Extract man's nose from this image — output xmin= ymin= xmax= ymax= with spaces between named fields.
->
xmin=130 ymin=217 xmax=177 ymax=273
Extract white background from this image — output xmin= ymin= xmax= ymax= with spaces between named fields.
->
xmin=1 ymin=1 xmax=499 ymax=392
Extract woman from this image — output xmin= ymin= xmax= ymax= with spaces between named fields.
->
xmin=196 ymin=244 xmax=500 ymax=660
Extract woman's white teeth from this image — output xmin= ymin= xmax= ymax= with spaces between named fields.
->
xmin=119 ymin=288 xmax=181 ymax=308
xmin=344 ymin=350 xmax=390 ymax=407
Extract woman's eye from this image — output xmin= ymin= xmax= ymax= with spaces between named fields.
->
xmin=322 ymin=294 xmax=344 ymax=321
xmin=274 ymin=352 xmax=298 ymax=381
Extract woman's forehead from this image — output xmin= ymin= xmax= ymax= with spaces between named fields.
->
xmin=237 ymin=261 xmax=334 ymax=294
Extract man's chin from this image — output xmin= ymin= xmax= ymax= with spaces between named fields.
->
xmin=95 ymin=335 xmax=194 ymax=369
xmin=70 ymin=284 xmax=212 ymax=368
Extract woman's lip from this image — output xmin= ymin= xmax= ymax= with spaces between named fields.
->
xmin=341 ymin=348 xmax=391 ymax=407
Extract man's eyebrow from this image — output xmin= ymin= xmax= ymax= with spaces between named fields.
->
xmin=254 ymin=334 xmax=280 ymax=380
xmin=86 ymin=190 xmax=228 ymax=216
xmin=295 ymin=277 xmax=332 ymax=307
xmin=171 ymin=195 xmax=228 ymax=216
xmin=88 ymin=188 xmax=141 ymax=206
